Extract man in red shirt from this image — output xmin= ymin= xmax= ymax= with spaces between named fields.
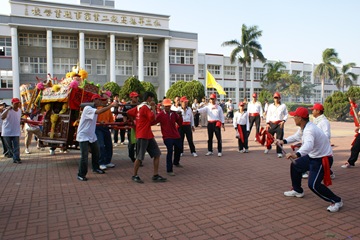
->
xmin=126 ymin=91 xmax=167 ymax=183
xmin=154 ymin=98 xmax=183 ymax=176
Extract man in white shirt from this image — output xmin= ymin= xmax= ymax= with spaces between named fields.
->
xmin=265 ymin=92 xmax=288 ymax=158
xmin=1 ymin=98 xmax=22 ymax=163
xmin=191 ymin=99 xmax=200 ymax=127
xmin=76 ymin=94 xmax=118 ymax=181
xmin=278 ymin=107 xmax=343 ymax=213
xmin=197 ymin=93 xmax=225 ymax=157
xmin=247 ymin=93 xmax=263 ymax=140
xmin=179 ymin=96 xmax=197 ymax=157
xmin=233 ymin=102 xmax=250 ymax=153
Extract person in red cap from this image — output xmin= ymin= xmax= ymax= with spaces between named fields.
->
xmin=178 ymin=96 xmax=197 ymax=157
xmin=153 ymin=98 xmax=183 ymax=176
xmin=1 ymin=98 xmax=22 ymax=163
xmin=233 ymin=102 xmax=249 ymax=153
xmin=265 ymin=92 xmax=288 ymax=157
xmin=197 ymin=93 xmax=225 ymax=157
xmin=247 ymin=92 xmax=263 ymax=141
xmin=277 ymin=107 xmax=343 ymax=212
xmin=76 ymin=94 xmax=119 ymax=181
xmin=122 ymin=91 xmax=140 ymax=163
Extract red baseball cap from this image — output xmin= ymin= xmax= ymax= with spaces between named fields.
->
xmin=129 ymin=92 xmax=139 ymax=98
xmin=11 ymin=98 xmax=20 ymax=104
xmin=252 ymin=93 xmax=257 ymax=98
xmin=273 ymin=92 xmax=281 ymax=98
xmin=162 ymin=99 xmax=172 ymax=106
xmin=180 ymin=96 xmax=189 ymax=102
xmin=238 ymin=102 xmax=245 ymax=106
xmin=289 ymin=107 xmax=309 ymax=118
xmin=91 ymin=94 xmax=106 ymax=101
xmin=209 ymin=93 xmax=217 ymax=99
xmin=309 ymin=103 xmax=324 ymax=111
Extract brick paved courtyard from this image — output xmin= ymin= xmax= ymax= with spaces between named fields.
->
xmin=0 ymin=120 xmax=359 ymax=239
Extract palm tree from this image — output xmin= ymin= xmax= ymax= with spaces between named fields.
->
xmin=222 ymin=24 xmax=266 ymax=97
xmin=314 ymin=48 xmax=341 ymax=103
xmin=261 ymin=61 xmax=286 ymax=92
xmin=333 ymin=63 xmax=358 ymax=92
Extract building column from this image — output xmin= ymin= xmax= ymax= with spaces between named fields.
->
xmin=11 ymin=27 xmax=20 ymax=98
xmin=46 ymin=29 xmax=53 ymax=78
xmin=110 ymin=33 xmax=116 ymax=82
xmin=235 ymin=65 xmax=240 ymax=105
xmin=164 ymin=38 xmax=170 ymax=93
xmin=138 ymin=36 xmax=144 ymax=81
xmin=79 ymin=32 xmax=85 ymax=69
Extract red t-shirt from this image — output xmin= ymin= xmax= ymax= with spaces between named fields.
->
xmin=154 ymin=110 xmax=182 ymax=140
xmin=127 ymin=103 xmax=155 ymax=139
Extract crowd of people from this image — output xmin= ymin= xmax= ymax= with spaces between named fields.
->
xmin=1 ymin=90 xmax=359 ymax=213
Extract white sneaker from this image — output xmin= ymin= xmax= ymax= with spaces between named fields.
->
xmin=238 ymin=150 xmax=244 ymax=153
xmin=302 ymin=172 xmax=309 ymax=179
xmin=218 ymin=152 xmax=222 ymax=157
xmin=192 ymin=152 xmax=198 ymax=157
xmin=106 ymin=163 xmax=115 ymax=168
xmin=99 ymin=165 xmax=107 ymax=170
xmin=49 ymin=150 xmax=55 ymax=155
xmin=254 ymin=138 xmax=257 ymax=142
xmin=278 ymin=153 xmax=283 ymax=158
xmin=205 ymin=151 xmax=213 ymax=156
xmin=327 ymin=201 xmax=343 ymax=212
xmin=245 ymin=149 xmax=249 ymax=153
xmin=264 ymin=149 xmax=269 ymax=154
xmin=341 ymin=163 xmax=353 ymax=168
xmin=25 ymin=148 xmax=30 ymax=154
xmin=113 ymin=143 xmax=118 ymax=147
xmin=284 ymin=190 xmax=304 ymax=198
xmin=180 ymin=153 xmax=183 ymax=157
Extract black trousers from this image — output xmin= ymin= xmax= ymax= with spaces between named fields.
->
xmin=249 ymin=115 xmax=261 ymax=136
xmin=348 ymin=133 xmax=360 ymax=166
xmin=207 ymin=122 xmax=222 ymax=153
xmin=267 ymin=122 xmax=284 ymax=154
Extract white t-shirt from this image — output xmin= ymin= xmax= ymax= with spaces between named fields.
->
xmin=76 ymin=106 xmax=98 ymax=143
xmin=2 ymin=109 xmax=22 ymax=137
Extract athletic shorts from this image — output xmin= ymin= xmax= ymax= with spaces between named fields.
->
xmin=136 ymin=138 xmax=161 ymax=161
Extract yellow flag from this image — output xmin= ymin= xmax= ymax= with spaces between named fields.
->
xmin=206 ymin=70 xmax=226 ymax=95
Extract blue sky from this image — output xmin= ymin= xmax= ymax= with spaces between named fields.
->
xmin=44 ymin=0 xmax=360 ymax=66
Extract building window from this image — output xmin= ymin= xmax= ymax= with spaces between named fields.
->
xmin=254 ymin=68 xmax=264 ymax=80
xmin=169 ymin=49 xmax=194 ymax=64
xmin=292 ymin=70 xmax=301 ymax=76
xmin=170 ymin=74 xmax=193 ymax=85
xmin=19 ymin=33 xmax=46 ymax=47
xmin=0 ymin=37 xmax=11 ymax=56
xmin=314 ymin=90 xmax=321 ymax=102
xmin=0 ymin=70 xmax=13 ymax=88
xmin=198 ymin=64 xmax=205 ymax=78
xmin=224 ymin=87 xmax=236 ymax=101
xmin=253 ymin=88 xmax=262 ymax=97
xmin=85 ymin=37 xmax=106 ymax=50
xmin=303 ymin=71 xmax=312 ymax=82
xmin=144 ymin=42 xmax=158 ymax=53
xmin=115 ymin=60 xmax=133 ymax=75
xmin=144 ymin=62 xmax=157 ymax=76
xmin=53 ymin=58 xmax=77 ymax=74
xmin=239 ymin=88 xmax=251 ymax=101
xmin=239 ymin=67 xmax=251 ymax=80
xmin=324 ymin=90 xmax=332 ymax=98
xmin=20 ymin=57 xmax=47 ymax=74
xmin=85 ymin=59 xmax=92 ymax=75
xmin=53 ymin=35 xmax=78 ymax=48
xmin=116 ymin=39 xmax=132 ymax=52
xmin=208 ymin=65 xmax=221 ymax=75
xmin=96 ymin=59 xmax=107 ymax=75
xmin=224 ymin=66 xmax=236 ymax=77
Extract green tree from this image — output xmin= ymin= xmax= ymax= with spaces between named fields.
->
xmin=119 ymin=76 xmax=145 ymax=101
xmin=141 ymin=81 xmax=158 ymax=103
xmin=222 ymin=24 xmax=266 ymax=97
xmin=261 ymin=61 xmax=286 ymax=93
xmin=280 ymin=74 xmax=315 ymax=101
xmin=314 ymin=48 xmax=341 ymax=103
xmin=324 ymin=91 xmax=348 ymax=121
xmin=166 ymin=80 xmax=205 ymax=103
xmin=334 ymin=63 xmax=358 ymax=92
xmin=103 ymin=82 xmax=120 ymax=97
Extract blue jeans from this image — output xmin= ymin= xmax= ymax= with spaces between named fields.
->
xmin=78 ymin=141 xmax=100 ymax=178
xmin=3 ymin=136 xmax=20 ymax=161
xmin=95 ymin=126 xmax=113 ymax=165
xmin=164 ymin=138 xmax=182 ymax=172
xmin=290 ymin=155 xmax=341 ymax=203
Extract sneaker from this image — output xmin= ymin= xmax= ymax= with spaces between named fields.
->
xmin=264 ymin=149 xmax=269 ymax=154
xmin=245 ymin=149 xmax=249 ymax=153
xmin=152 ymin=175 xmax=167 ymax=182
xmin=254 ymin=138 xmax=257 ymax=142
xmin=25 ymin=148 xmax=30 ymax=154
xmin=49 ymin=150 xmax=55 ymax=155
xmin=218 ymin=152 xmax=222 ymax=157
xmin=106 ymin=163 xmax=115 ymax=168
xmin=341 ymin=162 xmax=354 ymax=168
xmin=99 ymin=165 xmax=107 ymax=170
xmin=167 ymin=172 xmax=176 ymax=176
xmin=330 ymin=173 xmax=336 ymax=179
xmin=238 ymin=150 xmax=244 ymax=153
xmin=284 ymin=190 xmax=304 ymax=198
xmin=180 ymin=153 xmax=183 ymax=157
xmin=302 ymin=172 xmax=309 ymax=179
xmin=77 ymin=176 xmax=87 ymax=181
xmin=113 ymin=143 xmax=118 ymax=147
xmin=278 ymin=153 xmax=283 ymax=158
xmin=205 ymin=151 xmax=213 ymax=156
xmin=174 ymin=164 xmax=183 ymax=168
xmin=92 ymin=169 xmax=105 ymax=174
xmin=327 ymin=200 xmax=343 ymax=212
xmin=120 ymin=142 xmax=125 ymax=145
xmin=192 ymin=152 xmax=198 ymax=157
xmin=132 ymin=175 xmax=144 ymax=183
